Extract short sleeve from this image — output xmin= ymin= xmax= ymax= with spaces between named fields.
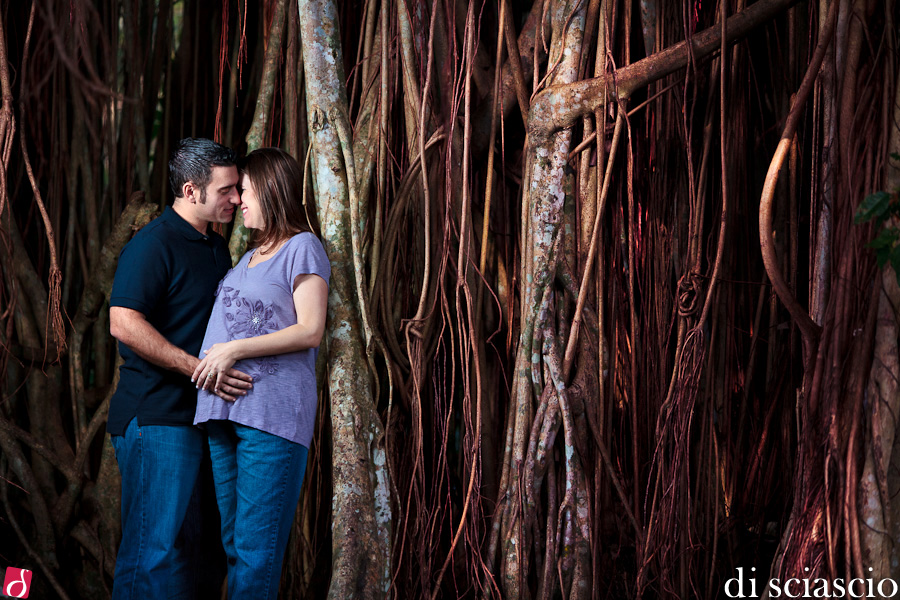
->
xmin=284 ymin=233 xmax=330 ymax=290
xmin=110 ymin=233 xmax=170 ymax=315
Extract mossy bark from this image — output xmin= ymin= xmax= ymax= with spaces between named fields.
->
xmin=299 ymin=0 xmax=391 ymax=597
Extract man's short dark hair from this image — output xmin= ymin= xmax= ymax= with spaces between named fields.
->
xmin=168 ymin=138 xmax=237 ymax=200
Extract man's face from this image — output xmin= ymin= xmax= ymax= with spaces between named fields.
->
xmin=195 ymin=165 xmax=240 ymax=224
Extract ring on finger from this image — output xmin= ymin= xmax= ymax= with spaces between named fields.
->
xmin=206 ymin=373 xmax=216 ymax=379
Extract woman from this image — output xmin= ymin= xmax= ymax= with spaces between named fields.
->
xmin=192 ymin=147 xmax=329 ymax=599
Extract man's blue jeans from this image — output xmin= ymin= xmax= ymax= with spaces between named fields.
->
xmin=206 ymin=421 xmax=308 ymax=600
xmin=110 ymin=418 xmax=224 ymax=599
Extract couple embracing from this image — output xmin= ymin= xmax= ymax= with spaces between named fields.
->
xmin=106 ymin=138 xmax=329 ymax=599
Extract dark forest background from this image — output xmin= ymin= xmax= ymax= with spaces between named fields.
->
xmin=0 ymin=0 xmax=897 ymax=598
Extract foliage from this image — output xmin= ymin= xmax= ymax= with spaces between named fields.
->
xmin=856 ymin=153 xmax=900 ymax=283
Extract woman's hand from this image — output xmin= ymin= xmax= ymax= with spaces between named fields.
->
xmin=193 ymin=342 xmax=244 ymax=396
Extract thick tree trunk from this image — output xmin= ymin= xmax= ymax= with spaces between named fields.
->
xmin=298 ymin=0 xmax=391 ymax=597
xmin=859 ymin=57 xmax=900 ymax=581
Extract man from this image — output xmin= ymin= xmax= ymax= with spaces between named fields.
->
xmin=107 ymin=138 xmax=253 ymax=599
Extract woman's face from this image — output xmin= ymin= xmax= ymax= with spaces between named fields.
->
xmin=239 ymin=173 xmax=265 ymax=230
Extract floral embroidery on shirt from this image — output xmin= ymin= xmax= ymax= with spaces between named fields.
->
xmin=218 ymin=285 xmax=239 ymax=307
xmin=231 ymin=298 xmax=277 ymax=336
xmin=218 ymin=285 xmax=277 ymax=338
xmin=215 ymin=274 xmax=236 ymax=300
xmin=215 ymin=288 xmax=281 ymax=380
xmin=255 ymin=356 xmax=279 ymax=376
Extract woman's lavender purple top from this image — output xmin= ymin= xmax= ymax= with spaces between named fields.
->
xmin=194 ymin=232 xmax=330 ymax=447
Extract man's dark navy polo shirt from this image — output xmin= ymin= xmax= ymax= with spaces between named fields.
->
xmin=107 ymin=206 xmax=231 ymax=436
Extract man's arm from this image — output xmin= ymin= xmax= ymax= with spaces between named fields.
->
xmin=110 ymin=306 xmax=252 ymax=400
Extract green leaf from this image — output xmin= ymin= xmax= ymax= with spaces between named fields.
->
xmin=866 ymin=228 xmax=899 ymax=251
xmin=891 ymin=152 xmax=900 ymax=162
xmin=855 ymin=191 xmax=892 ymax=224
xmin=891 ymin=245 xmax=900 ymax=280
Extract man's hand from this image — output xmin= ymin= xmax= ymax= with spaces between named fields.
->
xmin=196 ymin=366 xmax=254 ymax=402
xmin=192 ymin=342 xmax=254 ymax=402
xmin=110 ymin=306 xmax=253 ymax=401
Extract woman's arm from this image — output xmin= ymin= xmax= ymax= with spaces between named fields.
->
xmin=194 ymin=273 xmax=328 ymax=392
xmin=112 ymin=307 xmax=253 ymax=400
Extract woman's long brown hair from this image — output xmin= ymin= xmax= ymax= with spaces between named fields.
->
xmin=239 ymin=147 xmax=322 ymax=249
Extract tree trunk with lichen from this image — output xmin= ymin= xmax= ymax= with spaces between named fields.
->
xmin=298 ymin=0 xmax=391 ymax=597
xmin=859 ymin=57 xmax=900 ymax=581
xmin=497 ymin=0 xmax=590 ymax=597
xmin=494 ymin=0 xmax=805 ymax=597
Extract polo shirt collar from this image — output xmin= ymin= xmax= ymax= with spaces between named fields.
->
xmin=163 ymin=206 xmax=211 ymax=241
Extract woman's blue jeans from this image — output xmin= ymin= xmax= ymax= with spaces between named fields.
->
xmin=109 ymin=418 xmax=224 ymax=600
xmin=206 ymin=420 xmax=308 ymax=600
